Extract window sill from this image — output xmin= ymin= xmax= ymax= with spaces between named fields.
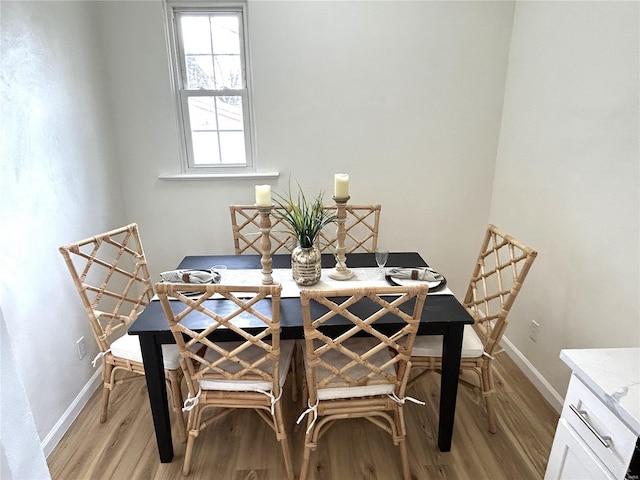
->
xmin=158 ymin=172 xmax=280 ymax=180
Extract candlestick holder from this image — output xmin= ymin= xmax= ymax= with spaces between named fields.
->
xmin=328 ymin=196 xmax=355 ymax=280
xmin=257 ymin=205 xmax=274 ymax=285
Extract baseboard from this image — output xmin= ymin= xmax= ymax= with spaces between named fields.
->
xmin=42 ymin=368 xmax=102 ymax=457
xmin=501 ymin=335 xmax=564 ymax=413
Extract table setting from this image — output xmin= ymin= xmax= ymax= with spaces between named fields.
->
xmin=156 ymin=265 xmax=450 ymax=298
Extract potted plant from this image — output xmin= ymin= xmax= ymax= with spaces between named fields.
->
xmin=273 ymin=183 xmax=336 ymax=285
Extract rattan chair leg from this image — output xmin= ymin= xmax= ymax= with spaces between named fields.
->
xmin=100 ymin=362 xmax=114 ymax=423
xmin=182 ymin=434 xmax=195 ymax=476
xmin=290 ymin=343 xmax=300 ymax=403
xmin=100 ymin=385 xmax=110 ymax=424
xmin=167 ymin=376 xmax=186 ymax=442
xmin=182 ymin=405 xmax=201 ymax=476
xmin=300 ymin=366 xmax=309 ymax=410
xmin=272 ymin=401 xmax=295 ymax=479
xmin=300 ymin=442 xmax=312 ymax=480
xmin=393 ymin=407 xmax=411 ymax=480
xmin=300 ymin=412 xmax=318 ymax=480
xmin=279 ymin=435 xmax=295 ymax=480
xmin=399 ymin=438 xmax=410 ymax=480
xmin=482 ymin=365 xmax=497 ymax=433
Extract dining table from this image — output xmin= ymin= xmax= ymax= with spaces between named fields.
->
xmin=128 ymin=252 xmax=474 ymax=463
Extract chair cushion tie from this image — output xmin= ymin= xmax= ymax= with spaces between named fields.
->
xmin=255 ymin=389 xmax=282 ymax=415
xmin=296 ymin=399 xmax=319 ymax=434
xmin=388 ymin=392 xmax=426 ymax=406
xmin=91 ymin=349 xmax=111 ymax=368
xmin=182 ymin=386 xmax=202 ymax=412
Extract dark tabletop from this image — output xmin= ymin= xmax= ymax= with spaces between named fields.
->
xmin=129 ymin=252 xmax=473 ymax=340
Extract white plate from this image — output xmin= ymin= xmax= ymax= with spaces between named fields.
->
xmin=387 ymin=275 xmax=446 ymax=291
xmin=160 ymin=278 xmax=213 ymax=298
xmin=178 ymin=290 xmax=206 ymax=297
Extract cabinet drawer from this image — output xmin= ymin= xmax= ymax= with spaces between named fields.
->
xmin=563 ymin=374 xmax=636 ymax=479
xmin=545 ymin=418 xmax=616 ymax=480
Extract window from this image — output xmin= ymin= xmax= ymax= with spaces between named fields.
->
xmin=165 ymin=1 xmax=255 ymax=175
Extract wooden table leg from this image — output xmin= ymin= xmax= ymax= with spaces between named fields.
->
xmin=139 ymin=334 xmax=174 ymax=463
xmin=438 ymin=323 xmax=464 ymax=451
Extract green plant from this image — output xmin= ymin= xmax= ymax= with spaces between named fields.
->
xmin=273 ymin=182 xmax=336 ymax=249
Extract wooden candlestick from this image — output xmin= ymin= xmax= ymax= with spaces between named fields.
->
xmin=257 ymin=205 xmax=274 ymax=285
xmin=328 ymin=196 xmax=355 ymax=280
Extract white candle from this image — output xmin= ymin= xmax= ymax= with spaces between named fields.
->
xmin=255 ymin=185 xmax=271 ymax=206
xmin=334 ymin=174 xmax=349 ymax=198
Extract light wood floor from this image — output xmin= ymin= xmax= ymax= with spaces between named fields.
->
xmin=48 ymin=352 xmax=559 ymax=479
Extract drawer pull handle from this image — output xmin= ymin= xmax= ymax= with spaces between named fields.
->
xmin=569 ymin=404 xmax=612 ymax=448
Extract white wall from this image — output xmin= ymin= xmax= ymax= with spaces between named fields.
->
xmin=491 ymin=1 xmax=640 ymax=398
xmin=0 ymin=0 xmax=126 ymax=460
xmin=1 ymin=307 xmax=50 ymax=479
xmin=94 ymin=0 xmax=515 ymax=298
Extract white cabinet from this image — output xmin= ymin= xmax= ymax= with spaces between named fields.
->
xmin=545 ymin=349 xmax=640 ymax=480
xmin=546 ymin=418 xmax=615 ymax=480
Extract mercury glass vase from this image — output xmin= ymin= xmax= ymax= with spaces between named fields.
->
xmin=291 ymin=244 xmax=322 ymax=286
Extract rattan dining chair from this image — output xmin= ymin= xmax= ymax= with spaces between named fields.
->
xmin=298 ymin=285 xmax=428 ymax=480
xmin=58 ymin=223 xmax=186 ymax=439
xmin=229 ymin=204 xmax=381 ymax=254
xmin=409 ymin=224 xmax=537 ymax=433
xmin=155 ymin=282 xmax=295 ymax=478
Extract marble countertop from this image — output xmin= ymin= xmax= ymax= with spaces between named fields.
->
xmin=561 ymin=348 xmax=640 ymax=437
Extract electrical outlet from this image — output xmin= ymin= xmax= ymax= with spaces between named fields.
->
xmin=77 ymin=336 xmax=87 ymax=360
xmin=528 ymin=320 xmax=540 ymax=342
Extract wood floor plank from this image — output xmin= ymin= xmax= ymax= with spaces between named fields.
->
xmin=47 ymin=352 xmax=558 ymax=479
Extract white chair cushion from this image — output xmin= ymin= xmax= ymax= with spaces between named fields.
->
xmin=198 ymin=339 xmax=295 ymax=392
xmin=411 ymin=324 xmax=484 ymax=358
xmin=312 ymin=337 xmax=397 ymax=401
xmin=110 ymin=334 xmax=182 ymax=370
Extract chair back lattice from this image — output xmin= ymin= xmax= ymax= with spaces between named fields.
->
xmin=300 ymin=285 xmax=427 ymax=404
xmin=317 ymin=204 xmax=381 ymax=253
xmin=229 ymin=205 xmax=295 ymax=254
xmin=463 ymin=224 xmax=537 ymax=356
xmin=59 ymin=223 xmax=154 ymax=353
xmin=155 ymin=283 xmax=283 ymax=395
xmin=229 ymin=204 xmax=381 ymax=255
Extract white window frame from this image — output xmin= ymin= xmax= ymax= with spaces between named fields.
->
xmin=164 ymin=0 xmax=269 ymax=178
